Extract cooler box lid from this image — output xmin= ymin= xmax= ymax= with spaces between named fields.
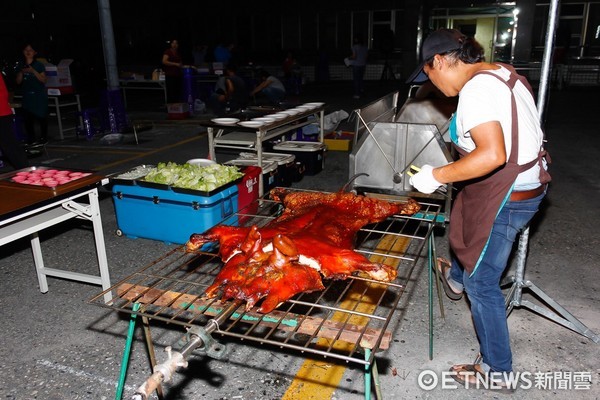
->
xmin=239 ymin=152 xmax=295 ymax=165
xmin=225 ymin=159 xmax=278 ymax=173
xmin=272 ymin=141 xmax=326 ymax=152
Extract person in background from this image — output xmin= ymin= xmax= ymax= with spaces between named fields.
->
xmin=15 ymin=43 xmax=48 ymax=145
xmin=0 ymin=72 xmax=29 ymax=169
xmin=407 ymin=28 xmax=550 ymax=392
xmin=162 ymin=39 xmax=183 ymax=103
xmin=192 ymin=43 xmax=208 ymax=67
xmin=348 ymin=36 xmax=368 ymax=99
xmin=250 ymin=70 xmax=285 ymax=105
xmin=214 ymin=42 xmax=234 ymax=64
xmin=208 ymin=64 xmax=249 ymax=116
xmin=282 ymin=51 xmax=297 ymax=81
xmin=282 ymin=51 xmax=302 ymax=95
xmin=315 ymin=48 xmax=330 ymax=82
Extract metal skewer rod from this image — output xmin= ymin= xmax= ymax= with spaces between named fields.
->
xmin=131 ymin=300 xmax=244 ymax=400
xmin=397 ymin=116 xmax=452 ymax=178
xmin=355 ymin=112 xmax=402 ymax=182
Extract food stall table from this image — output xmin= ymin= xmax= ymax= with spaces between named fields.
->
xmin=119 ymin=79 xmax=168 ymax=108
xmin=13 ymin=94 xmax=83 ymax=140
xmin=202 ymin=104 xmax=325 ymax=196
xmin=0 ymin=169 xmax=112 ymax=303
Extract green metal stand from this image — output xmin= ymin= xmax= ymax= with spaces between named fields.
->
xmin=427 ymin=232 xmax=446 ymax=360
xmin=364 ymin=348 xmax=382 ymax=400
xmin=115 ymin=302 xmax=140 ymax=400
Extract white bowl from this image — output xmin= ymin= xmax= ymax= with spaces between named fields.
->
xmin=269 ymin=113 xmax=288 ymax=120
xmin=186 ymin=158 xmax=216 ymax=167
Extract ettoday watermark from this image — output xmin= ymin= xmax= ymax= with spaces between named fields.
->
xmin=417 ymin=369 xmax=593 ymax=391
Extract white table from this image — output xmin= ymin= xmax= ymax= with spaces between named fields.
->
xmin=13 ymin=94 xmax=83 ymax=140
xmin=48 ymin=94 xmax=82 ymax=139
xmin=204 ymin=106 xmax=325 ymax=196
xmin=119 ymin=79 xmax=167 ymax=108
xmin=0 ymin=172 xmax=112 ymax=303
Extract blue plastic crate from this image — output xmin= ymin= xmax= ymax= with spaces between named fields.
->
xmin=112 ymin=183 xmax=238 ymax=245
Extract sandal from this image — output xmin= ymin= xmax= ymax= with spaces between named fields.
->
xmin=436 ymin=257 xmax=463 ymax=300
xmin=450 ymin=364 xmax=516 ymax=394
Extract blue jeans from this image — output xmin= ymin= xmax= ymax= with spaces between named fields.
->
xmin=352 ymin=65 xmax=366 ymax=96
xmin=449 ymin=191 xmax=545 ymax=373
xmin=262 ymin=86 xmax=285 ymax=104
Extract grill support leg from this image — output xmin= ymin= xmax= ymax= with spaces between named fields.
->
xmin=363 ymin=348 xmax=383 ymax=400
xmin=364 ymin=349 xmax=371 ymax=400
xmin=502 ymin=227 xmax=599 ymax=343
xmin=428 ymin=230 xmax=445 ymax=360
xmin=141 ymin=314 xmax=164 ymax=399
xmin=132 ymin=300 xmax=242 ymax=400
xmin=116 ymin=303 xmax=141 ymax=400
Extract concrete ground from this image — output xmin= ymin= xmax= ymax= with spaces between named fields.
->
xmin=0 ymin=81 xmax=598 ymax=400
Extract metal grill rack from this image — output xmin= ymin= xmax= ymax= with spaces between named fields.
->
xmin=89 ymin=190 xmax=441 ymax=396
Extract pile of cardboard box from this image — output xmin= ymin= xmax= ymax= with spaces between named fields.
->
xmin=43 ymin=59 xmax=74 ymax=95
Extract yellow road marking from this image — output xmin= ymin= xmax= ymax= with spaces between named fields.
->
xmin=282 ymin=234 xmax=410 ymax=399
xmin=49 ymin=134 xmax=204 ymax=172
xmin=95 ymin=135 xmax=203 ymax=171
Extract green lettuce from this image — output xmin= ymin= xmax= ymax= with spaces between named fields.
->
xmin=142 ymin=162 xmax=243 ymax=191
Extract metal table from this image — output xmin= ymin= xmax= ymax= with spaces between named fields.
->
xmin=0 ymin=169 xmax=112 ymax=303
xmin=13 ymin=94 xmax=83 ymax=140
xmin=48 ymin=94 xmax=82 ymax=140
xmin=119 ymin=79 xmax=167 ymax=108
xmin=89 ymin=190 xmax=442 ymax=399
xmin=203 ymin=106 xmax=325 ymax=196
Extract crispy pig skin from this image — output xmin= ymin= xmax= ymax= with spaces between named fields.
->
xmin=187 ymin=189 xmax=420 ymax=313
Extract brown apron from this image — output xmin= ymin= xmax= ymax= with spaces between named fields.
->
xmin=448 ymin=64 xmax=551 ymax=275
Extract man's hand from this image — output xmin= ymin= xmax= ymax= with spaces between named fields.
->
xmin=409 ymin=164 xmax=443 ymax=194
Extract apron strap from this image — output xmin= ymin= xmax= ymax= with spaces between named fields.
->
xmin=473 ymin=65 xmax=550 ymax=180
xmin=473 ymin=67 xmax=520 ymax=164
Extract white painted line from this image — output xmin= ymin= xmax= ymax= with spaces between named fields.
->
xmin=37 ymin=359 xmax=137 ymax=392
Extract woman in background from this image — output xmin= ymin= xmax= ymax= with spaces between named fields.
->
xmin=162 ymin=39 xmax=183 ymax=103
xmin=15 ymin=42 xmax=48 ymax=145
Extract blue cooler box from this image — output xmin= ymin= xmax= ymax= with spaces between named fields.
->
xmin=112 ymin=183 xmax=238 ymax=245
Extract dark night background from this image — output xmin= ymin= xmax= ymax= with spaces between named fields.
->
xmin=0 ymin=2 xmax=498 ymax=78
xmin=2 ymin=0 xmax=598 ymax=103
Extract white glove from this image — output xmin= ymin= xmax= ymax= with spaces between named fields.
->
xmin=409 ymin=165 xmax=443 ymax=194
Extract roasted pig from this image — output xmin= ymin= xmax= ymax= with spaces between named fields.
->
xmin=187 ymin=189 xmax=420 ymax=313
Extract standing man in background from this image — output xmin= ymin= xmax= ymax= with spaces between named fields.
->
xmin=348 ymin=36 xmax=368 ymax=99
xmin=162 ymin=39 xmax=183 ymax=103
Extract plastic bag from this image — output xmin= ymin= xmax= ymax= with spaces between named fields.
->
xmin=323 ymin=110 xmax=349 ymax=131
xmin=194 ymin=99 xmax=206 ymax=113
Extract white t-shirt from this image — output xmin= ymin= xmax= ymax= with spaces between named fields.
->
xmin=266 ymin=76 xmax=286 ymax=92
xmin=455 ymin=65 xmax=545 ymax=190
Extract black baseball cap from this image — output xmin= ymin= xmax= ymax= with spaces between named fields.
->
xmin=406 ymin=29 xmax=466 ymax=83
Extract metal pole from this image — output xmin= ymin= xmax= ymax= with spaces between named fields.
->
xmin=510 ymin=0 xmax=560 ymax=313
xmin=537 ymin=0 xmax=560 ymax=122
xmin=97 ymin=0 xmax=119 ymax=90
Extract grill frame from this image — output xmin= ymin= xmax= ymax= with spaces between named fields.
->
xmin=89 ymin=189 xmax=440 ymax=366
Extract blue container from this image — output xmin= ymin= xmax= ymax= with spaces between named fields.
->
xmin=112 ymin=183 xmax=238 ymax=245
xmin=182 ymin=67 xmax=196 ymax=113
xmin=99 ymin=89 xmax=128 ymax=133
